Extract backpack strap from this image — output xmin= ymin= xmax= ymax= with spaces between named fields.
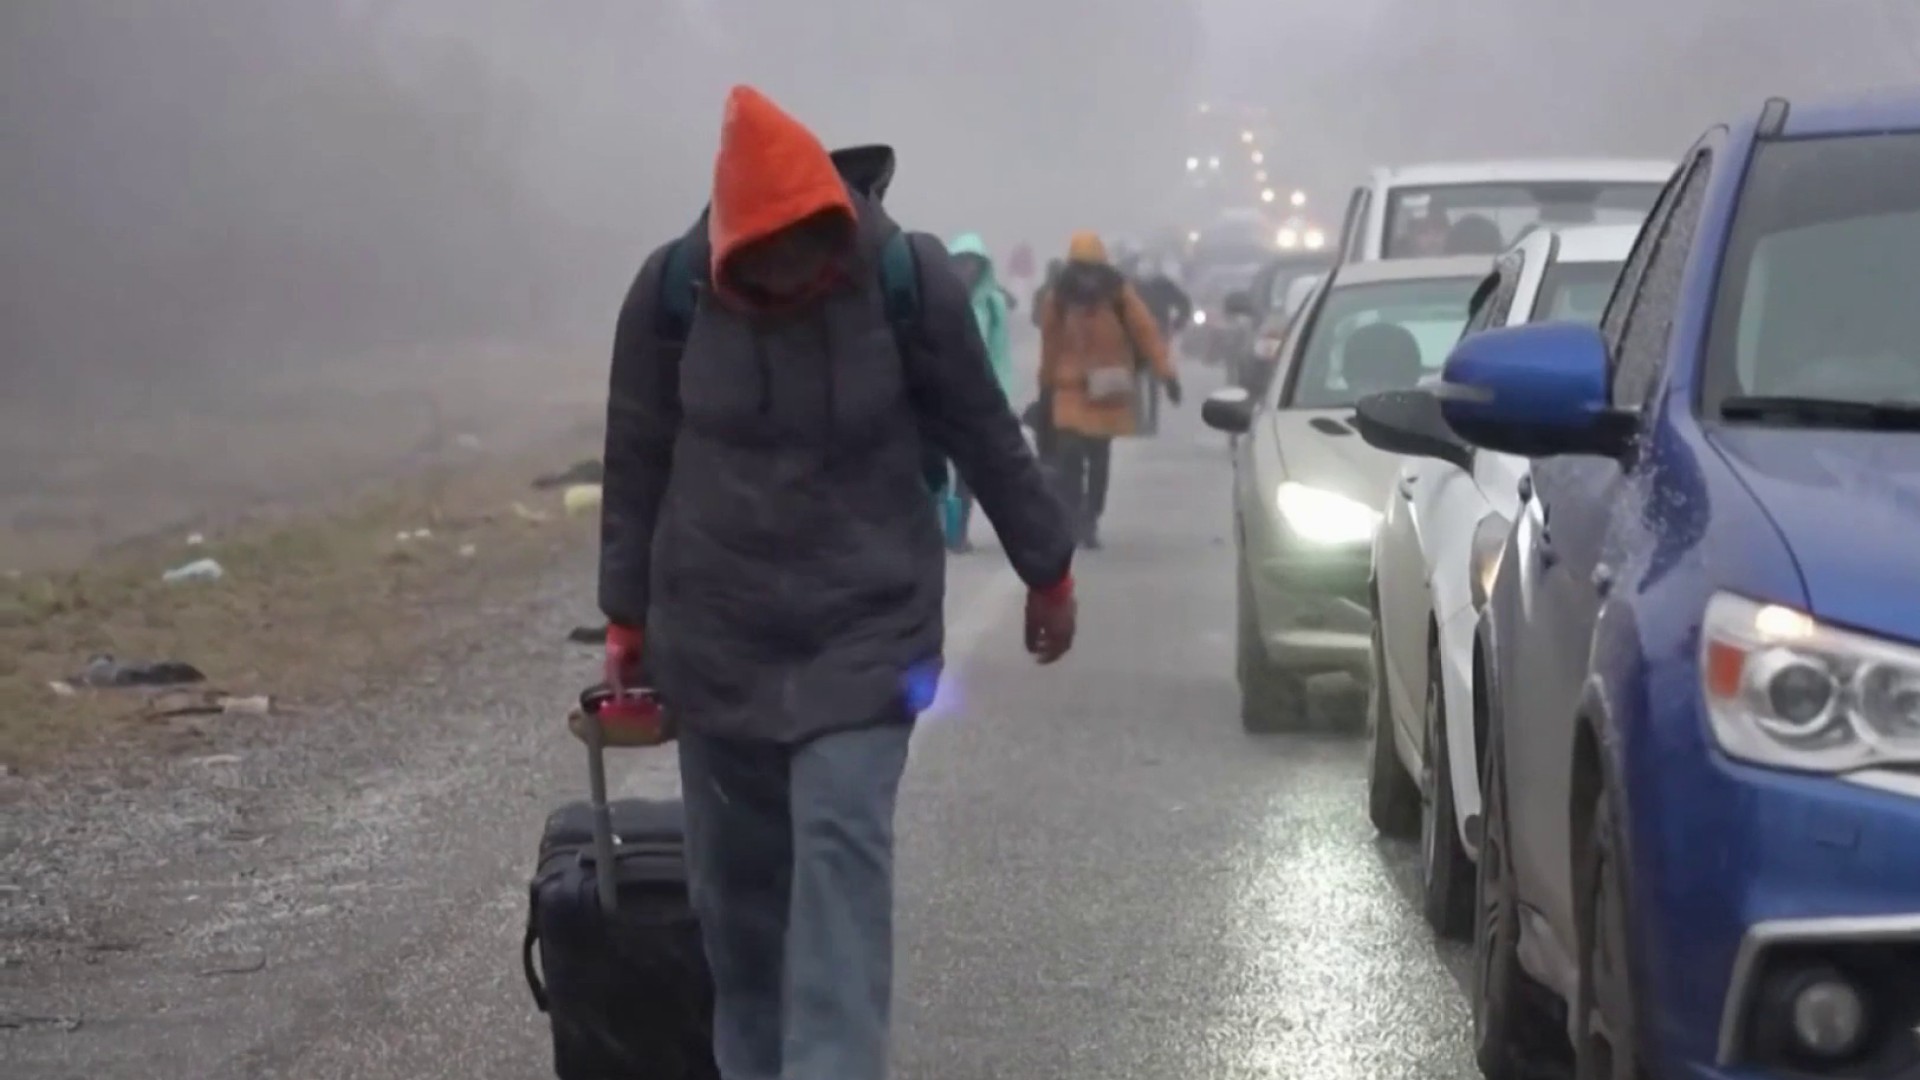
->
xmin=879 ymin=230 xmax=919 ymax=332
xmin=655 ymin=236 xmax=704 ymax=342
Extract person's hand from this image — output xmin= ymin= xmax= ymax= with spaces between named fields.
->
xmin=1025 ymin=575 xmax=1077 ymax=664
xmin=594 ymin=624 xmax=673 ymax=744
xmin=1164 ymin=376 xmax=1184 ymax=406
xmin=605 ymin=623 xmax=645 ymax=691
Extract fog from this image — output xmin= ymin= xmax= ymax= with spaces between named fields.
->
xmin=0 ymin=0 xmax=1911 ymax=547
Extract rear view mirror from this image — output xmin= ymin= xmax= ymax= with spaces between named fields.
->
xmin=1202 ymin=387 xmax=1255 ymax=434
xmin=1352 ymin=389 xmax=1474 ymax=471
xmin=1441 ymin=322 xmax=1632 ymax=458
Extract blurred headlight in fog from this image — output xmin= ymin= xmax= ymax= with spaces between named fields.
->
xmin=1192 ymin=309 xmax=1207 ymax=326
xmin=1276 ymin=228 xmax=1300 ymax=249
xmin=1276 ymin=482 xmax=1381 ymax=545
xmin=1304 ymin=229 xmax=1326 ymax=250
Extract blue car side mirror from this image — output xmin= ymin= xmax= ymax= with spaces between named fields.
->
xmin=1438 ymin=322 xmax=1636 ymax=458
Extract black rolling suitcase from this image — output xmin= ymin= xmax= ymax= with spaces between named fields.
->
xmin=523 ymin=691 xmax=718 ymax=1080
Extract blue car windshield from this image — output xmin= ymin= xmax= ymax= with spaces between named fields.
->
xmin=1282 ymin=276 xmax=1480 ymax=408
xmin=1531 ymin=259 xmax=1623 ymax=324
xmin=1708 ymin=134 xmax=1920 ymax=413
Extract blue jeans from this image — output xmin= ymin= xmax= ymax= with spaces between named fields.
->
xmin=678 ymin=723 xmax=913 ymax=1080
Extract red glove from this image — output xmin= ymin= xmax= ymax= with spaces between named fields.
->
xmin=1025 ymin=575 xmax=1077 ymax=664
xmin=605 ymin=623 xmax=645 ymax=691
xmin=598 ymin=624 xmax=668 ymax=742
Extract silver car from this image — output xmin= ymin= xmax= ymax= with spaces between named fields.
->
xmin=1202 ymin=256 xmax=1493 ymax=732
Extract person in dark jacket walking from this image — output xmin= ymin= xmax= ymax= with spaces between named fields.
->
xmin=1120 ymin=256 xmax=1193 ymax=436
xmin=597 ymin=85 xmax=1078 ymax=1080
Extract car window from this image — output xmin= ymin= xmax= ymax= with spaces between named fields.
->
xmin=1382 ymin=181 xmax=1663 ymax=259
xmin=1281 ymin=276 xmax=1482 ymax=408
xmin=1463 ymin=252 xmax=1524 ymax=336
xmin=1264 ymin=259 xmax=1334 ymax=311
xmin=1705 ymin=133 xmax=1920 ymax=411
xmin=1599 ymin=171 xmax=1682 ymax=349
xmin=1531 ymin=259 xmax=1625 ymax=324
xmin=1612 ymin=155 xmax=1711 ymax=408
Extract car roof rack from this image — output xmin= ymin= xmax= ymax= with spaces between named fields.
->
xmin=1757 ymin=96 xmax=1791 ymax=139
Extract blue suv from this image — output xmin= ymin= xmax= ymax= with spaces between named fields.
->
xmin=1434 ymin=92 xmax=1920 ymax=1079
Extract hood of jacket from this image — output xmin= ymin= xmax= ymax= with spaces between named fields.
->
xmin=1067 ymin=231 xmax=1108 ymax=264
xmin=948 ymin=232 xmax=1000 ymax=292
xmin=707 ymin=84 xmax=862 ymax=301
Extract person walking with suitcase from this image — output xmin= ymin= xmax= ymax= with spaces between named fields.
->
xmin=597 ymin=85 xmax=1078 ymax=1080
xmin=1036 ymin=231 xmax=1182 ymax=549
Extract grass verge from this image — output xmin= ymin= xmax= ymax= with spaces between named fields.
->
xmin=0 ymin=456 xmax=597 ymax=773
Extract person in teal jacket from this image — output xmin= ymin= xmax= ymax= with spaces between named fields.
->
xmin=944 ymin=233 xmax=1015 ymax=552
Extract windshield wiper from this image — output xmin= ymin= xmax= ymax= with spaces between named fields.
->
xmin=1719 ymin=395 xmax=1920 ymax=430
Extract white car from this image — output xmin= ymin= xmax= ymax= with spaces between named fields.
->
xmin=1353 ymin=224 xmax=1641 ymax=939
xmin=1332 ymin=158 xmax=1670 ymax=264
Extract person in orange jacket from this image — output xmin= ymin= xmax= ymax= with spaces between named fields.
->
xmin=1037 ymin=231 xmax=1182 ymax=548
xmin=597 ymin=86 xmax=1077 ymax=1080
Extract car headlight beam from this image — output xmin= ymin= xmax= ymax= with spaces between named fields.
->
xmin=1702 ymin=592 xmax=1920 ymax=771
xmin=1275 ymin=481 xmax=1382 ymax=545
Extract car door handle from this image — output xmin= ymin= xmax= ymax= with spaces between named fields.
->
xmin=1516 ymin=474 xmax=1533 ymax=503
xmin=1398 ymin=476 xmax=1417 ymax=500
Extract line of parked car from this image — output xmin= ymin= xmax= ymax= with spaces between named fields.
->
xmin=1204 ymin=91 xmax=1920 ymax=1080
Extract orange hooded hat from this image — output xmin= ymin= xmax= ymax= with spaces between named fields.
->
xmin=1067 ymin=231 xmax=1108 ymax=264
xmin=707 ymin=85 xmax=855 ymax=288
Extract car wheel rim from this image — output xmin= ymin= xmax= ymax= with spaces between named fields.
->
xmin=1581 ymin=833 xmax=1637 ymax=1080
xmin=1419 ymin=676 xmax=1439 ymax=879
xmin=1472 ymin=757 xmax=1505 ymax=1037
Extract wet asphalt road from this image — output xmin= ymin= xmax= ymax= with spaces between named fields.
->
xmin=4 ymin=363 xmax=1476 ymax=1079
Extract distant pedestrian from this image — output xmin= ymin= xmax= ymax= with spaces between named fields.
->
xmin=1036 ymin=231 xmax=1182 ymax=549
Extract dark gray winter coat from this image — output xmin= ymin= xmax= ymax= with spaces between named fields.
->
xmin=598 ymin=170 xmax=1072 ymax=743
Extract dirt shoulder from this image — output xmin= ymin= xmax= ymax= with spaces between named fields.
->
xmin=0 ymin=445 xmax=608 ymax=775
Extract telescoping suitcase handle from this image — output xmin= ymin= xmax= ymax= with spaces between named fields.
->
xmin=574 ymin=685 xmax=668 ymax=915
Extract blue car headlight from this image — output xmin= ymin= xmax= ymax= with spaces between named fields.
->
xmin=1702 ymin=592 xmax=1920 ymax=771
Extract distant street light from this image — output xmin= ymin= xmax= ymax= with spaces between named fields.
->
xmin=1186 ymin=157 xmax=1200 ymax=171
xmin=1289 ymin=190 xmax=1307 ymax=207
xmin=1251 ymin=151 xmax=1264 ymax=165
xmin=1261 ymin=188 xmax=1276 ymax=203
xmin=1240 ymin=130 xmax=1255 ymax=144
xmin=1208 ymin=156 xmax=1221 ymax=170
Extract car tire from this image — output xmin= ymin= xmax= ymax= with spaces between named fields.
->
xmin=1236 ymin=560 xmax=1307 ymax=733
xmin=1473 ymin=715 xmax=1571 ymax=1079
xmin=1365 ymin=619 xmax=1419 ymax=838
xmin=1420 ymin=636 xmax=1474 ymax=940
xmin=1574 ymin=785 xmax=1649 ymax=1080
